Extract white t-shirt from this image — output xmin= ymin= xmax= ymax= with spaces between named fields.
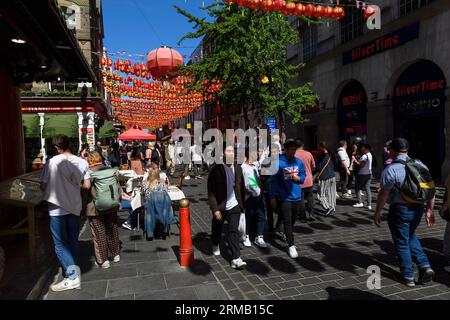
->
xmin=190 ymin=145 xmax=203 ymax=162
xmin=337 ymin=147 xmax=350 ymax=168
xmin=40 ymin=154 xmax=90 ymax=216
xmin=358 ymin=152 xmax=373 ymax=175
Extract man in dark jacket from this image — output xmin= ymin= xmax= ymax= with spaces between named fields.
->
xmin=207 ymin=144 xmax=246 ymax=269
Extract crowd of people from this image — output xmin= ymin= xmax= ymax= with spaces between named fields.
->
xmin=206 ymin=134 xmax=449 ymax=289
xmin=38 ymin=130 xmax=450 ymax=292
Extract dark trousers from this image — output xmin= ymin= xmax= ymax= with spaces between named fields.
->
xmin=339 ymin=168 xmax=349 ymax=194
xmin=211 ymin=205 xmax=241 ymax=260
xmin=244 ymin=195 xmax=266 ymax=236
xmin=279 ymin=200 xmax=300 ymax=247
xmin=264 ymin=191 xmax=275 ymax=229
xmin=299 ymin=187 xmax=314 ymax=219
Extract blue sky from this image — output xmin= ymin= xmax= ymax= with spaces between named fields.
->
xmin=103 ymin=0 xmax=214 ymax=63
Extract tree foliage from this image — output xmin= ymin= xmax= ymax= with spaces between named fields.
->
xmin=175 ymin=1 xmax=318 ymax=127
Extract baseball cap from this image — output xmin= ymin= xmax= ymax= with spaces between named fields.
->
xmin=390 ymin=138 xmax=409 ymax=152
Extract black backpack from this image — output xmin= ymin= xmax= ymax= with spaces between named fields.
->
xmin=393 ymin=159 xmax=436 ymax=204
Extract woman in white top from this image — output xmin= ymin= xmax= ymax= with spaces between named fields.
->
xmin=352 ymin=144 xmax=373 ymax=210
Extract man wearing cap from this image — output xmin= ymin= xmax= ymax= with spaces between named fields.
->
xmin=374 ymin=137 xmax=435 ymax=287
xmin=270 ymin=139 xmax=306 ymax=259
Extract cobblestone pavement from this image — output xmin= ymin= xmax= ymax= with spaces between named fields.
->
xmin=45 ymin=174 xmax=450 ymax=300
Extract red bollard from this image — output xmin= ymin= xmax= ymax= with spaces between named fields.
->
xmin=179 ymin=199 xmax=194 ymax=267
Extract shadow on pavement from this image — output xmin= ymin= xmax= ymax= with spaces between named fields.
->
xmin=326 ymin=287 xmax=388 ymax=300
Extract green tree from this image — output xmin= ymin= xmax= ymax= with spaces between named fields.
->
xmin=175 ymin=1 xmax=318 ymax=130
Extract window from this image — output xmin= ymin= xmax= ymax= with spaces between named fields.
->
xmin=399 ymin=0 xmax=436 ymax=17
xmin=340 ymin=6 xmax=364 ymax=44
xmin=301 ymin=25 xmax=318 ymax=62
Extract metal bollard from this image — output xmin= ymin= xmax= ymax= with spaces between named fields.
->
xmin=179 ymin=198 xmax=194 ymax=267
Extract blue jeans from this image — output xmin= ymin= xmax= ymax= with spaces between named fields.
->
xmin=121 ymin=200 xmax=138 ymax=228
xmin=387 ymin=205 xmax=431 ymax=280
xmin=49 ymin=214 xmax=80 ymax=279
xmin=244 ymin=195 xmax=266 ymax=237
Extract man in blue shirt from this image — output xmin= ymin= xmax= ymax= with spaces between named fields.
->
xmin=374 ymin=138 xmax=435 ymax=287
xmin=270 ymin=139 xmax=306 ymax=259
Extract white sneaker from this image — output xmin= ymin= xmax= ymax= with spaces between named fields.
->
xmin=95 ymin=260 xmax=111 ymax=269
xmin=367 ymin=206 xmax=372 ymax=211
xmin=113 ymin=255 xmax=120 ymax=263
xmin=288 ymin=246 xmax=299 ymax=259
xmin=243 ymin=235 xmax=252 ymax=247
xmin=51 ymin=277 xmax=81 ymax=292
xmin=359 ymin=191 xmax=364 ymax=196
xmin=231 ymin=257 xmax=247 ymax=269
xmin=254 ymin=236 xmax=268 ymax=248
xmin=353 ymin=203 xmax=364 ymax=208
xmin=212 ymin=245 xmax=221 ymax=256
xmin=184 ymin=176 xmax=191 ymax=180
xmin=346 ymin=190 xmax=352 ymax=195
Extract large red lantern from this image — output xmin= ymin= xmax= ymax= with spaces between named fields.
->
xmin=146 ymin=47 xmax=183 ymax=80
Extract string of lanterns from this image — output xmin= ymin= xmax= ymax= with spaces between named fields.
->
xmin=226 ymin=0 xmax=346 ymax=19
xmin=102 ymin=47 xmax=222 ymax=130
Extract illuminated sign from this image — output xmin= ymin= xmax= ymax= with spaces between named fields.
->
xmin=343 ymin=22 xmax=420 ymax=65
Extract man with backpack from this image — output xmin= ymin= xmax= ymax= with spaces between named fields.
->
xmin=374 ymin=138 xmax=436 ymax=287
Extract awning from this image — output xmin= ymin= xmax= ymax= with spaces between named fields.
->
xmin=118 ymin=128 xmax=156 ymax=141
xmin=42 ymin=114 xmax=78 ymax=138
xmin=0 ymin=0 xmax=96 ymax=83
xmin=22 ymin=114 xmax=40 ymax=138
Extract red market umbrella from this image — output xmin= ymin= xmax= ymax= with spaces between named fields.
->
xmin=118 ymin=128 xmax=156 ymax=141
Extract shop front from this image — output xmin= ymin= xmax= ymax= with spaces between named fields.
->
xmin=393 ymin=60 xmax=447 ymax=181
xmin=337 ymin=80 xmax=368 ymax=144
xmin=20 ymin=99 xmax=104 ymax=171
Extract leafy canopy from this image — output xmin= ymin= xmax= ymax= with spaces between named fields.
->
xmin=175 ymin=1 xmax=318 ymax=124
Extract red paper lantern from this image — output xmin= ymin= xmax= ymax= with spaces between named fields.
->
xmin=324 ymin=6 xmax=333 ymax=18
xmin=261 ymin=0 xmax=273 ymax=11
xmin=295 ymin=3 xmax=305 ymax=16
xmin=304 ymin=4 xmax=315 ymax=16
xmin=147 ymin=47 xmax=184 ymax=80
xmin=315 ymin=5 xmax=324 ymax=18
xmin=334 ymin=7 xmax=345 ymax=19
xmin=285 ymin=2 xmax=296 ymax=15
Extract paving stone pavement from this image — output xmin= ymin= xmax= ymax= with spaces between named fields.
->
xmin=44 ymin=174 xmax=450 ymax=300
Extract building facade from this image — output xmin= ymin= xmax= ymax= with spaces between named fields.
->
xmin=285 ymin=0 xmax=450 ymax=181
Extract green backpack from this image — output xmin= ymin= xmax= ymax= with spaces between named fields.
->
xmin=90 ymin=167 xmax=121 ymax=212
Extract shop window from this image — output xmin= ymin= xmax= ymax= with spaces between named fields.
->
xmin=301 ymin=25 xmax=318 ymax=62
xmin=340 ymin=6 xmax=364 ymax=44
xmin=398 ymin=0 xmax=436 ymax=17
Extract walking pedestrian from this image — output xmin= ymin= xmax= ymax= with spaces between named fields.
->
xmin=241 ymin=147 xmax=267 ymax=248
xmin=295 ymin=138 xmax=316 ymax=221
xmin=352 ymin=144 xmax=373 ymax=210
xmin=336 ymin=140 xmax=351 ymax=198
xmin=207 ymin=144 xmax=247 ymax=269
xmin=86 ymin=151 xmax=121 ymax=269
xmin=166 ymin=140 xmax=176 ymax=176
xmin=190 ymin=142 xmax=203 ymax=179
xmin=130 ymin=144 xmax=145 ymax=175
xmin=316 ymin=142 xmax=337 ymax=216
xmin=40 ymin=134 xmax=91 ymax=291
xmin=270 ymin=139 xmax=306 ymax=259
xmin=374 ymin=138 xmax=436 ymax=287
